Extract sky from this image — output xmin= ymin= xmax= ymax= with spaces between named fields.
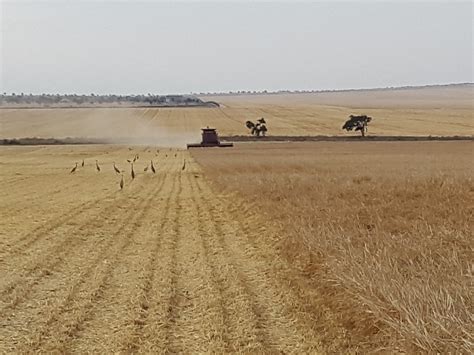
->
xmin=1 ymin=0 xmax=473 ymax=94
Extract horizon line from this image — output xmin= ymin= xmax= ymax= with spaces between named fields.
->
xmin=1 ymin=82 xmax=472 ymax=97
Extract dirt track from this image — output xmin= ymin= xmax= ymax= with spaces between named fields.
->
xmin=0 ymin=147 xmax=321 ymax=353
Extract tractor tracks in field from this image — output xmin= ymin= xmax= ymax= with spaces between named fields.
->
xmin=36 ymin=173 xmax=176 ymax=353
xmin=0 ymin=190 xmax=113 ymax=259
xmin=160 ymin=171 xmax=234 ymax=354
xmin=189 ymin=172 xmax=286 ymax=351
xmin=5 ymin=166 xmax=174 ymax=352
xmin=1 ymin=159 xmax=172 ymax=274
xmin=118 ymin=170 xmax=179 ymax=353
xmin=100 ymin=171 xmax=183 ymax=354
xmin=0 ymin=163 xmax=172 ymax=341
xmin=0 ymin=193 xmax=118 ymax=307
xmin=188 ymin=160 xmax=322 ymax=353
xmin=1 ymin=153 xmax=325 ymax=353
xmin=202 ymin=179 xmax=349 ymax=353
xmin=0 ymin=185 xmax=145 ymax=308
xmin=1 ymin=187 xmax=86 ymax=226
xmin=71 ymin=169 xmax=182 ymax=353
xmin=159 ymin=174 xmax=184 ymax=353
xmin=58 ymin=161 xmax=184 ymax=353
xmin=184 ymin=172 xmax=264 ymax=352
xmin=122 ymin=167 xmax=236 ymax=353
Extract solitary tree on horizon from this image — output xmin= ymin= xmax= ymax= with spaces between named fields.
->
xmin=342 ymin=115 xmax=372 ymax=137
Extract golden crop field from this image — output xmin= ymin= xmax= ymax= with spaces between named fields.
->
xmin=0 ymin=146 xmax=324 ymax=353
xmin=0 ymin=86 xmax=473 ymax=353
xmin=192 ymin=141 xmax=473 ymax=353
xmin=1 ymin=86 xmax=473 ymax=141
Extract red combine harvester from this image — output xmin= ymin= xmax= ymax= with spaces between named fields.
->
xmin=187 ymin=127 xmax=233 ymax=148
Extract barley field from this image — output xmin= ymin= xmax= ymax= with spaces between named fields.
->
xmin=0 ymin=86 xmax=472 ymax=353
xmin=192 ymin=141 xmax=473 ymax=353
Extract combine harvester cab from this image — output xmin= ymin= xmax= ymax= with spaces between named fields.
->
xmin=187 ymin=127 xmax=233 ymax=148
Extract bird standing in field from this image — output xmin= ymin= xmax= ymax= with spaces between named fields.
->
xmin=120 ymin=174 xmax=124 ymax=190
xmin=131 ymin=163 xmax=135 ymax=180
xmin=70 ymin=162 xmax=78 ymax=173
xmin=113 ymin=162 xmax=121 ymax=174
xmin=96 ymin=160 xmax=101 ymax=172
xmin=150 ymin=160 xmax=156 ymax=174
xmin=182 ymin=159 xmax=186 ymax=171
xmin=81 ymin=159 xmax=85 ymax=167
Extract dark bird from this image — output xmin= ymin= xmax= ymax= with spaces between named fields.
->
xmin=81 ymin=159 xmax=84 ymax=167
xmin=174 ymin=153 xmax=177 ymax=157
xmin=96 ymin=160 xmax=101 ymax=172
xmin=150 ymin=160 xmax=156 ymax=174
xmin=182 ymin=159 xmax=186 ymax=171
xmin=144 ymin=165 xmax=149 ymax=172
xmin=165 ymin=154 xmax=168 ymax=158
xmin=131 ymin=163 xmax=135 ymax=180
xmin=70 ymin=162 xmax=78 ymax=173
xmin=127 ymin=159 xmax=132 ymax=163
xmin=113 ymin=162 xmax=121 ymax=174
xmin=120 ymin=174 xmax=124 ymax=190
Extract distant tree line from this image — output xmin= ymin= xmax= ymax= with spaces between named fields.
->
xmin=195 ymin=83 xmax=471 ymax=96
xmin=0 ymin=93 xmax=217 ymax=107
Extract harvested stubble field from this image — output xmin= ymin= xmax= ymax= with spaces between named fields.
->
xmin=0 ymin=146 xmax=322 ymax=353
xmin=191 ymin=141 xmax=473 ymax=353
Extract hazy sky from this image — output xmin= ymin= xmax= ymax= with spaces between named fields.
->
xmin=1 ymin=1 xmax=472 ymax=94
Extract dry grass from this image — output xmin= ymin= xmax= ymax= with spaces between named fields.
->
xmin=191 ymin=141 xmax=474 ymax=353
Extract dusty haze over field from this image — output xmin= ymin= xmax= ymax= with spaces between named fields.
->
xmin=1 ymin=86 xmax=472 ymax=144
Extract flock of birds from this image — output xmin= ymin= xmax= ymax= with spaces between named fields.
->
xmin=70 ymin=150 xmax=186 ymax=190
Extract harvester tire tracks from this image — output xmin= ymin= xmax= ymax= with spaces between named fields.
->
xmin=120 ymin=171 xmax=179 ymax=353
xmin=26 ymin=167 xmax=171 ymax=352
xmin=2 ymin=153 xmax=324 ymax=353
xmin=188 ymin=161 xmax=321 ymax=353
xmin=187 ymin=172 xmax=277 ymax=351
xmin=3 ymin=194 xmax=111 ymax=256
xmin=0 ymin=163 xmax=171 ymax=316
xmin=0 ymin=192 xmax=138 ymax=312
xmin=162 ymin=173 xmax=183 ymax=353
